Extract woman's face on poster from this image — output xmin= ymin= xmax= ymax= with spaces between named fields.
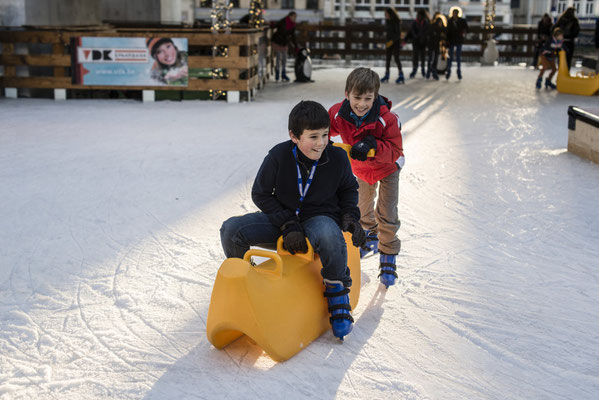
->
xmin=156 ymin=42 xmax=177 ymax=66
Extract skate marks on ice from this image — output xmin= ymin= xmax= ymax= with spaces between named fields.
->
xmin=0 ymin=223 xmax=219 ymax=398
xmin=387 ymin=68 xmax=599 ymax=399
xmin=144 ymin=279 xmax=426 ymax=400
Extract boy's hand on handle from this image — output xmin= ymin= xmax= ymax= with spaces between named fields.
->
xmin=350 ymin=136 xmax=377 ymax=161
xmin=281 ymin=220 xmax=308 ymax=254
xmin=341 ymin=214 xmax=366 ymax=248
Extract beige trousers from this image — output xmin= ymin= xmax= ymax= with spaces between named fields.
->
xmin=357 ymin=169 xmax=401 ymax=255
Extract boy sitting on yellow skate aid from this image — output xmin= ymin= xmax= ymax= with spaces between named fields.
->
xmin=220 ymin=100 xmax=366 ymax=340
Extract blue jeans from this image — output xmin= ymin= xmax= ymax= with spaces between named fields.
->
xmin=220 ymin=212 xmax=352 ymax=287
xmin=447 ymin=44 xmax=462 ymax=74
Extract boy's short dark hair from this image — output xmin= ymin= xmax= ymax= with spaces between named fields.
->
xmin=288 ymin=100 xmax=330 ymax=138
xmin=345 ymin=67 xmax=380 ymax=97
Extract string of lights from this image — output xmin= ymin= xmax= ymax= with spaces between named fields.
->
xmin=210 ymin=0 xmax=232 ymax=99
xmin=248 ymin=0 xmax=265 ymax=29
xmin=484 ymin=0 xmax=497 ymax=30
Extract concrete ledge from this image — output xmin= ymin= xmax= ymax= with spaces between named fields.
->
xmin=142 ymin=90 xmax=155 ymax=103
xmin=227 ymin=91 xmax=240 ymax=103
xmin=568 ymin=106 xmax=599 ymax=164
xmin=5 ymin=88 xmax=18 ymax=98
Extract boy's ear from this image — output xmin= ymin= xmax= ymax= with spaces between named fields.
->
xmin=289 ymin=130 xmax=299 ymax=143
xmin=344 ymin=91 xmax=349 ymax=100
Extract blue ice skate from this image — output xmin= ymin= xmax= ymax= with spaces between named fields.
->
xmin=360 ymin=230 xmax=379 ymax=258
xmin=536 ymin=77 xmax=542 ymax=89
xmin=395 ymin=71 xmax=405 ymax=84
xmin=545 ymin=78 xmax=556 ymax=89
xmin=378 ymin=253 xmax=398 ymax=289
xmin=324 ymin=280 xmax=353 ymax=340
xmin=381 ymin=71 xmax=390 ymax=83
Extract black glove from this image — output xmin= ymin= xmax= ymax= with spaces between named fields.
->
xmin=281 ymin=220 xmax=308 ymax=254
xmin=341 ymin=214 xmax=366 ymax=248
xmin=350 ymin=136 xmax=377 ymax=161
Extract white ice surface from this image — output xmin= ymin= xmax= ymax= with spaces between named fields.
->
xmin=1 ymin=65 xmax=598 ymax=400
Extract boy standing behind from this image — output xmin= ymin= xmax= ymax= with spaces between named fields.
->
xmin=328 ymin=67 xmax=405 ymax=289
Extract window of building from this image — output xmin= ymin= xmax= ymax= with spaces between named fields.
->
xmin=557 ymin=1 xmax=567 ymax=14
xmin=282 ymin=0 xmax=294 ymax=9
xmin=586 ymin=1 xmax=594 ymax=15
xmin=573 ymin=0 xmax=580 ymax=14
xmin=466 ymin=15 xmax=482 ymax=23
xmin=307 ymin=0 xmax=318 ymax=10
xmin=200 ymin=0 xmax=212 ymax=7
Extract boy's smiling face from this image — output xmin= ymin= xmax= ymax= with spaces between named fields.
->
xmin=290 ymin=127 xmax=329 ymax=160
xmin=346 ymin=90 xmax=375 ymax=118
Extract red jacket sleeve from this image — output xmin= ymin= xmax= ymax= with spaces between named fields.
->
xmin=328 ymin=105 xmax=341 ymax=138
xmin=373 ymin=112 xmax=403 ymax=165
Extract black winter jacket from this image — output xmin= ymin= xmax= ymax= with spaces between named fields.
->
xmin=271 ymin=16 xmax=297 ymax=47
xmin=426 ymin=22 xmax=445 ymax=49
xmin=555 ymin=15 xmax=580 ymax=40
xmin=251 ymin=140 xmax=360 ymax=229
xmin=386 ymin=18 xmax=402 ymax=43
xmin=447 ymin=17 xmax=469 ymax=45
xmin=409 ymin=19 xmax=429 ymax=47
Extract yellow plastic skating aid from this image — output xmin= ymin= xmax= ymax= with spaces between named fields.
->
xmin=206 ymin=232 xmax=360 ymax=362
xmin=556 ymin=50 xmax=599 ymax=96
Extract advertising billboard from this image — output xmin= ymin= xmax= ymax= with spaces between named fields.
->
xmin=72 ymin=37 xmax=188 ymax=87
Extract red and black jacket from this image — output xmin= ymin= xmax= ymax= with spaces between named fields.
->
xmin=329 ymin=96 xmax=404 ymax=185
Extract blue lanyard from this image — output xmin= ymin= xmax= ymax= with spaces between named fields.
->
xmin=292 ymin=145 xmax=318 ymax=216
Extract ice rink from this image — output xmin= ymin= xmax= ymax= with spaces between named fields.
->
xmin=1 ymin=65 xmax=598 ymax=399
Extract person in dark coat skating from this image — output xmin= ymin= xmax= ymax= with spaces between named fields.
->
xmin=532 ymin=14 xmax=553 ymax=69
xmin=445 ymin=8 xmax=468 ymax=80
xmin=408 ymin=9 xmax=430 ymax=78
xmin=554 ymin=7 xmax=580 ymax=70
xmin=425 ymin=16 xmax=445 ymax=80
xmin=271 ymin=11 xmax=298 ymax=82
xmin=380 ymin=7 xmax=405 ymax=84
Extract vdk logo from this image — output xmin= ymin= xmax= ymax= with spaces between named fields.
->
xmin=78 ymin=48 xmax=148 ymax=63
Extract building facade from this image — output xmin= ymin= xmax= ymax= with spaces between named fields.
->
xmin=511 ymin=0 xmax=598 ymax=24
xmin=195 ymin=0 xmax=514 ymax=25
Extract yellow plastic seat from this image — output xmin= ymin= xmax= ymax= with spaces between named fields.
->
xmin=206 ymin=232 xmax=360 ymax=362
xmin=556 ymin=50 xmax=599 ymax=96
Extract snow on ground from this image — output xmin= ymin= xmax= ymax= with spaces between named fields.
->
xmin=1 ymin=65 xmax=598 ymax=400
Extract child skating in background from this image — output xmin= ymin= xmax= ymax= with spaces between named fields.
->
xmin=328 ymin=67 xmax=405 ymax=289
xmin=536 ymin=28 xmax=564 ymax=90
xmin=220 ymin=101 xmax=366 ymax=340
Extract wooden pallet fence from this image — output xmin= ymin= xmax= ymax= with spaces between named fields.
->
xmin=296 ymin=23 xmax=594 ymax=62
xmin=0 ymin=26 xmax=268 ymax=101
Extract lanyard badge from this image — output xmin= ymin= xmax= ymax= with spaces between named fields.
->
xmin=292 ymin=145 xmax=319 ymax=216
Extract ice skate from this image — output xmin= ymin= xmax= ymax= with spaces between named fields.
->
xmin=360 ymin=230 xmax=379 ymax=258
xmin=380 ymin=71 xmax=390 ymax=83
xmin=324 ymin=280 xmax=353 ymax=340
xmin=395 ymin=71 xmax=405 ymax=84
xmin=378 ymin=253 xmax=398 ymax=289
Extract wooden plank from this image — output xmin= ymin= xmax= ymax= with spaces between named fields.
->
xmin=0 ymin=30 xmax=65 ymax=44
xmin=0 ymin=76 xmax=254 ymax=92
xmin=189 ymin=56 xmax=251 ymax=69
xmin=0 ymin=54 xmax=71 ymax=67
xmin=2 ymin=43 xmax=16 ymax=77
xmin=53 ymin=43 xmax=66 ymax=77
xmin=58 ymin=31 xmax=251 ymax=46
